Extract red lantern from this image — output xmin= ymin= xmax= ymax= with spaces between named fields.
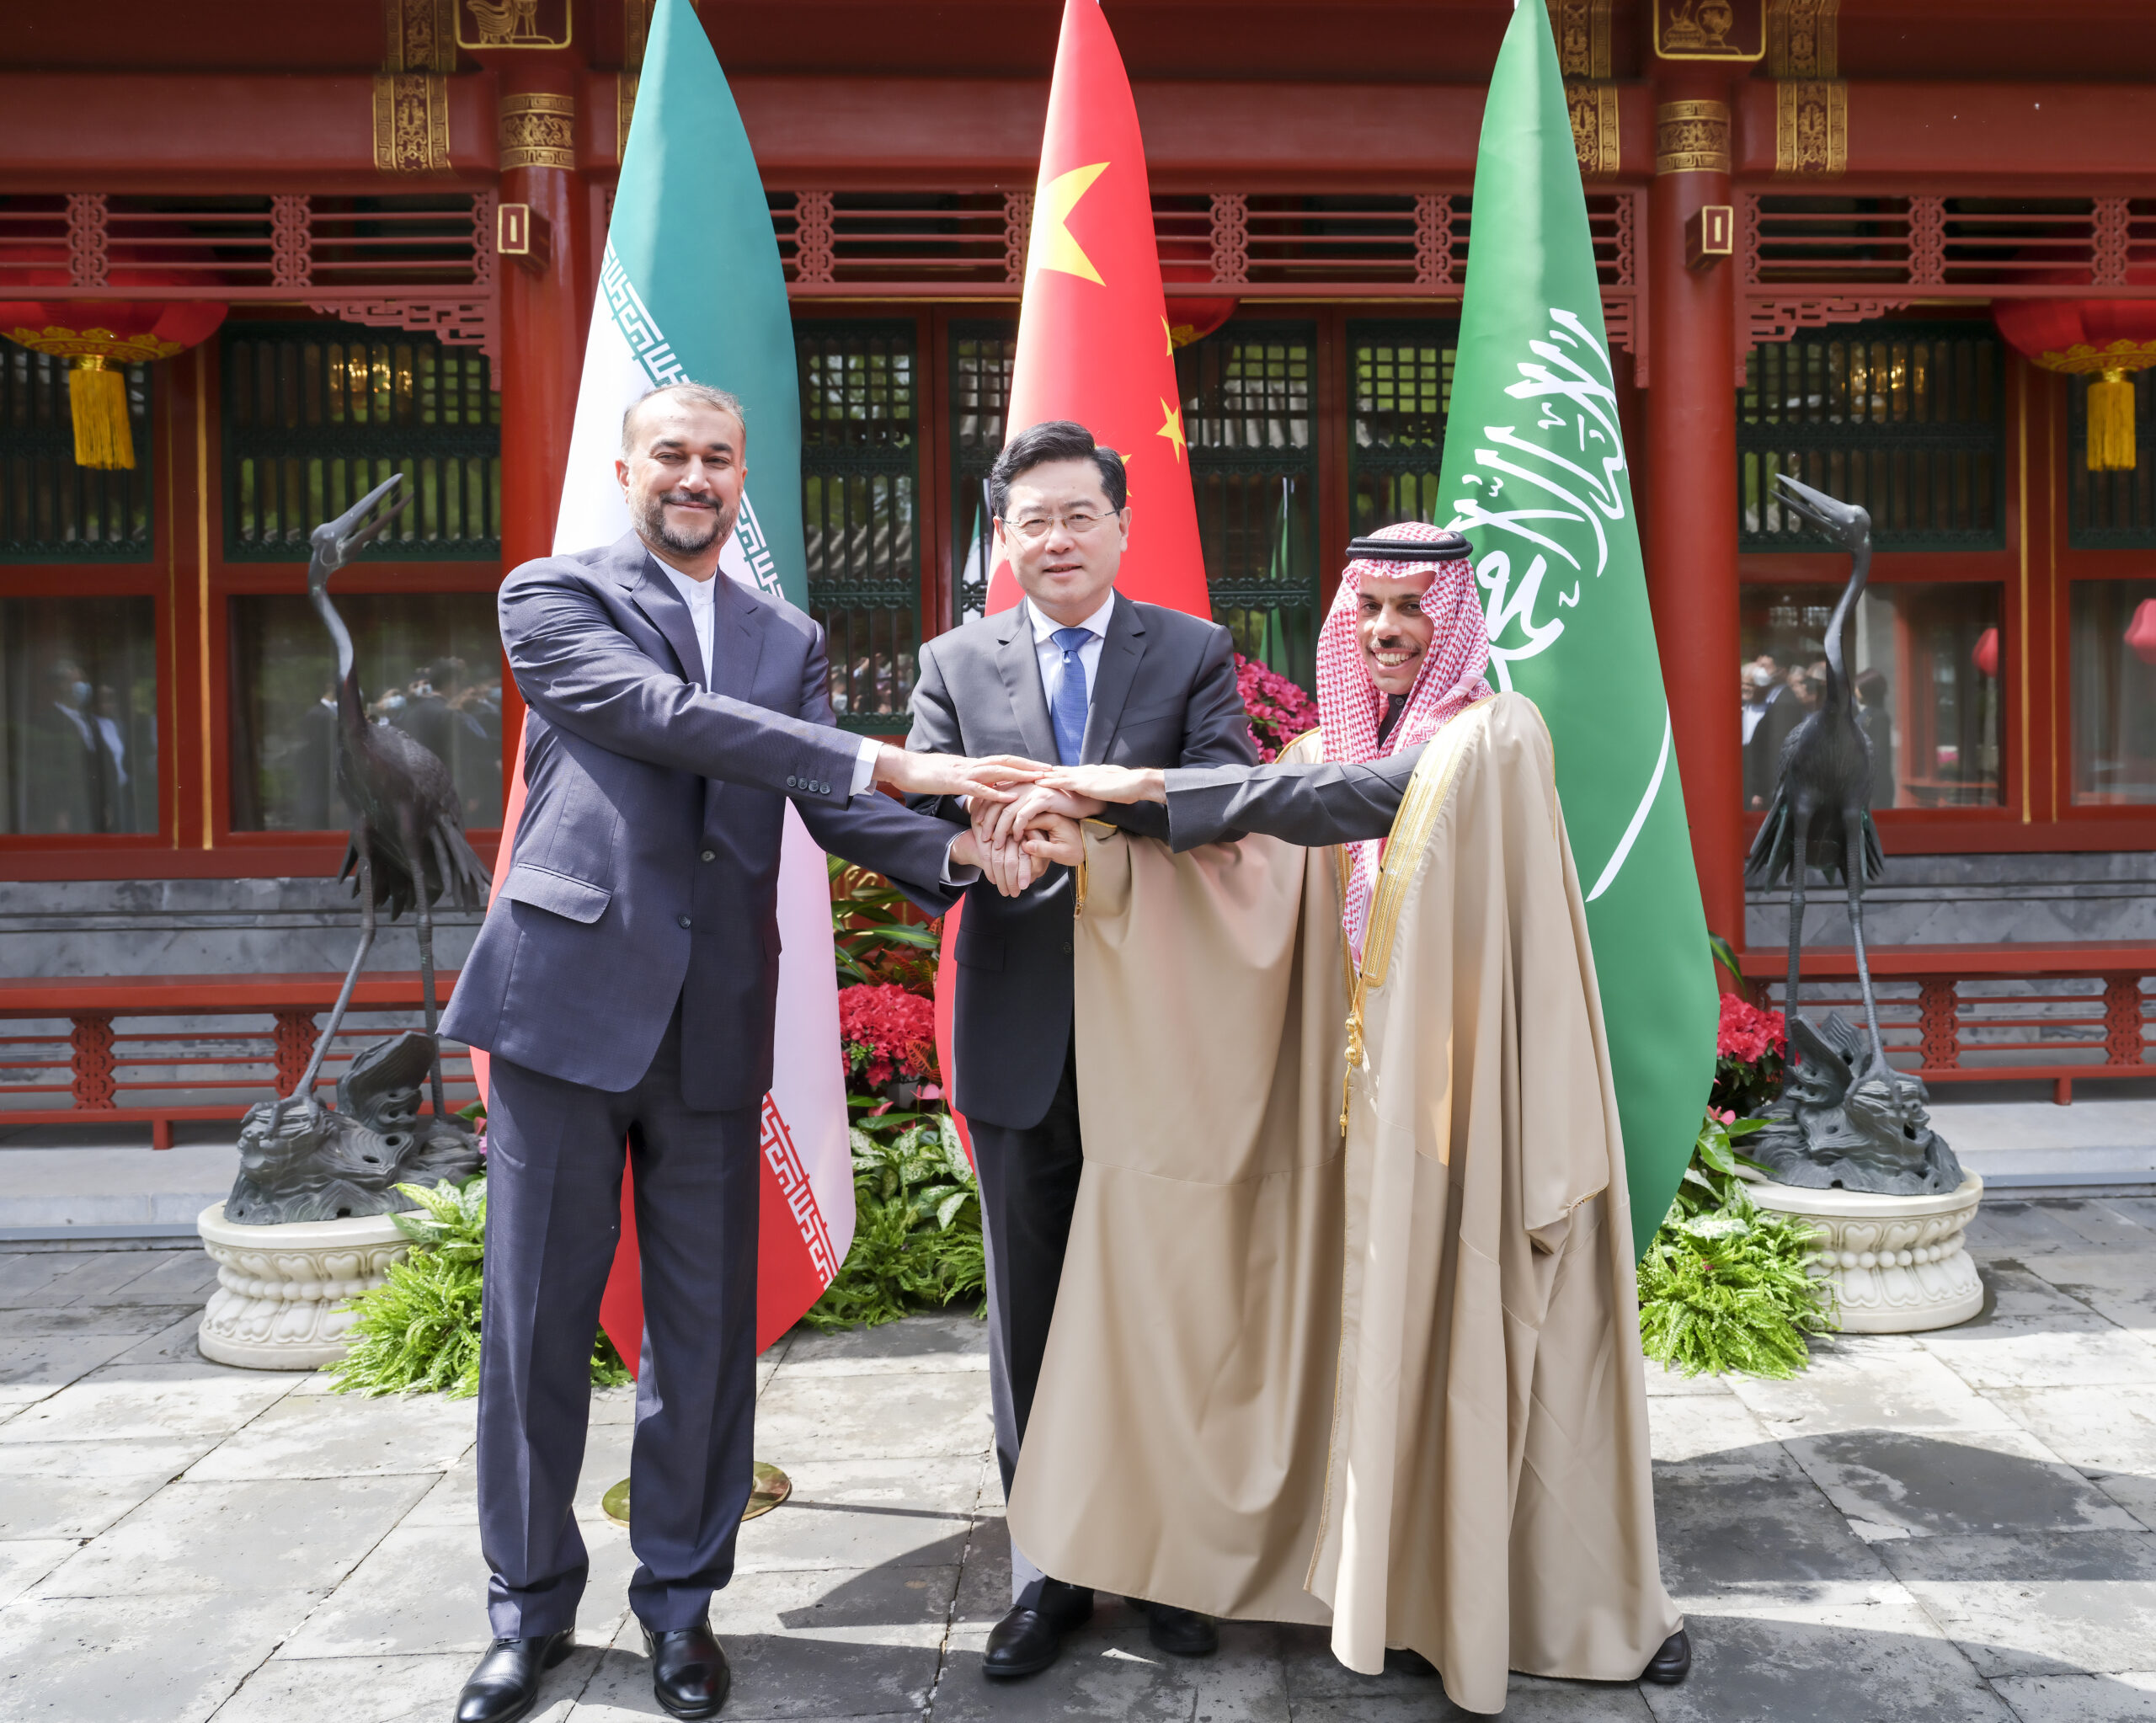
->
xmin=1972 ymin=626 xmax=2000 ymax=679
xmin=2127 ymin=598 xmax=2156 ymax=668
xmin=1995 ymin=284 xmax=2156 ymax=473
xmin=0 ymin=300 xmax=227 ymax=471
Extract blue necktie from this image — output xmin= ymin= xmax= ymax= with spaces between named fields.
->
xmin=1049 ymin=627 xmax=1091 ymax=765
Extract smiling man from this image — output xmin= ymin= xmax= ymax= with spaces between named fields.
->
xmin=442 ymin=382 xmax=1038 ymax=1723
xmin=901 ymin=418 xmax=1256 ymax=1679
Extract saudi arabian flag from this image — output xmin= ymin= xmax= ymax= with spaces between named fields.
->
xmin=1439 ymin=0 xmax=1716 ymax=1255
xmin=544 ymin=0 xmax=851 ymax=1349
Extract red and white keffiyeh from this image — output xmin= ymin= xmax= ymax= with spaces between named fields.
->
xmin=1314 ymin=519 xmax=1493 ymax=961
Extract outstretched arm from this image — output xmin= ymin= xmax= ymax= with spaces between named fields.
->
xmin=1043 ymin=748 xmax=1426 ymax=852
xmin=504 ymin=564 xmax=1037 ymax=806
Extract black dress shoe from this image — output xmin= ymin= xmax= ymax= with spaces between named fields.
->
xmin=1124 ymin=1598 xmax=1218 ymax=1658
xmin=455 ymin=1630 xmax=574 ymax=1723
xmin=1642 ymin=1627 xmax=1692 ymax=1684
xmin=643 ymin=1618 xmax=730 ymax=1720
xmin=983 ymin=1578 xmax=1095 ymax=1679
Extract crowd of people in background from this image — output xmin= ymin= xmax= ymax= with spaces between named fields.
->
xmin=1743 ymin=651 xmax=1895 ymax=811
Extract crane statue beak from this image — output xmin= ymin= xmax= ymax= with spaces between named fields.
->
xmin=1773 ymin=472 xmax=1867 ymax=542
xmin=311 ymin=472 xmax=413 ymax=573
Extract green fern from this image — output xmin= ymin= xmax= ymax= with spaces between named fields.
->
xmin=805 ymin=1112 xmax=987 ymax=1331
xmin=328 ymin=1176 xmax=628 ymax=1397
xmin=1636 ymin=1114 xmax=1838 ymax=1379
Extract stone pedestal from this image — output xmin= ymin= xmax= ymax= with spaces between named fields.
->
xmin=1746 ymin=1172 xmax=1986 ymax=1334
xmin=196 ymin=1202 xmax=411 ymax=1369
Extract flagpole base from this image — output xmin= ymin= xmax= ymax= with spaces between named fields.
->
xmin=602 ymin=1462 xmax=791 ymax=1530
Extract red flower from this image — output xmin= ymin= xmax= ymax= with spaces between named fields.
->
xmin=1235 ymin=653 xmax=1320 ymax=763
xmin=838 ymin=983 xmax=941 ymax=1088
xmin=1716 ymin=992 xmax=1787 ymax=1064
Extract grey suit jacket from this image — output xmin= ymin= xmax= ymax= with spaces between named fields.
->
xmin=443 ymin=531 xmax=961 ymax=1108
xmin=1163 ymin=745 xmax=1426 ymax=851
xmin=905 ymin=595 xmax=1257 ymax=1129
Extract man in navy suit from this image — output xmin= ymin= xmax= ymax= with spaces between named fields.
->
xmin=441 ymin=383 xmax=1039 ymax=1723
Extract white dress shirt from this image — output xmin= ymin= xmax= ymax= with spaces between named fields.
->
xmin=1029 ymin=589 xmax=1116 ymax=726
xmin=654 ymin=555 xmax=973 ymax=883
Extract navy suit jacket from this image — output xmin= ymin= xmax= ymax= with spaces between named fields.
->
xmin=904 ymin=595 xmax=1257 ymax=1130
xmin=443 ymin=531 xmax=960 ymax=1110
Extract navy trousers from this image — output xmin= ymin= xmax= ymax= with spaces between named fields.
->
xmin=476 ymin=1003 xmax=761 ymax=1637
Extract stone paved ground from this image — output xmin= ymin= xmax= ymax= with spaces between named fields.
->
xmin=3 ymin=1198 xmax=2155 ymax=1722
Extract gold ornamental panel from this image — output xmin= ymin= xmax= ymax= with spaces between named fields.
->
xmin=1556 ymin=0 xmax=1611 ymax=80
xmin=499 ymin=92 xmax=576 ymax=172
xmin=1569 ymin=83 xmax=1621 ymax=179
xmin=374 ymin=73 xmax=452 ymax=173
xmin=457 ymin=0 xmax=571 ymax=50
xmin=617 ymin=74 xmax=638 ymax=163
xmin=385 ymin=0 xmax=457 ymax=72
xmin=1766 ymin=0 xmax=1838 ymax=77
xmin=1654 ymin=0 xmax=1764 ymax=62
xmin=1775 ymin=80 xmax=1847 ymax=177
xmin=1655 ymin=99 xmax=1732 ymax=176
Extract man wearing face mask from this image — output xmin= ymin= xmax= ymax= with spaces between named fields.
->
xmin=440 ymin=382 xmax=1052 ymax=1723
xmin=27 ymin=658 xmax=102 ymax=835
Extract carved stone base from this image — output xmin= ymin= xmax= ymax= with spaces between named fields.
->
xmin=196 ymin=1202 xmax=411 ymax=1370
xmin=1746 ymin=1172 xmax=1986 ymax=1334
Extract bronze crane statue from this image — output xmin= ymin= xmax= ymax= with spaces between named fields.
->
xmin=276 ymin=473 xmax=490 ymax=1128
xmin=1744 ymin=472 xmax=1890 ymax=1075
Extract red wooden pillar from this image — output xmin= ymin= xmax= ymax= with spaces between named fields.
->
xmin=1643 ymin=73 xmax=1746 ymax=949
xmin=474 ymin=48 xmax=593 ymax=799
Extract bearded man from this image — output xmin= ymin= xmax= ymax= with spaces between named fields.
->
xmin=441 ymin=382 xmax=1035 ymax=1723
xmin=1004 ymin=520 xmax=1689 ymax=1715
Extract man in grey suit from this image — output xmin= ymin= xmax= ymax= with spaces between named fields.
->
xmin=903 ymin=419 xmax=1257 ymax=1679
xmin=440 ymin=383 xmax=1033 ymax=1723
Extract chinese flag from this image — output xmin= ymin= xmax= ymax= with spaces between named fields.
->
xmin=938 ymin=0 xmax=1217 ymax=1163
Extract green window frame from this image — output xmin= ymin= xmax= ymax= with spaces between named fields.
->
xmin=0 ymin=349 xmax=155 ymax=563
xmin=798 ymin=319 xmax=921 ymax=734
xmin=947 ymin=319 xmax=1018 ymax=628
xmin=1739 ymin=319 xmax=2004 ymax=552
xmin=1178 ymin=321 xmax=1321 ymax=690
xmin=1347 ymin=320 xmax=1459 ymax=541
xmin=221 ymin=320 xmax=501 ymax=562
xmin=2068 ymin=369 xmax=2156 ymax=549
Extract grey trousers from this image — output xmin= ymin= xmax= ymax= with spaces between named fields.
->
xmin=476 ymin=1006 xmax=761 ymax=1637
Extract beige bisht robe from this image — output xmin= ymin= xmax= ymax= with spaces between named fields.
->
xmin=1006 ymin=695 xmax=1677 ymax=1715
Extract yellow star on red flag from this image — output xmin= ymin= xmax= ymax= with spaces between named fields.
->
xmin=1027 ymin=162 xmax=1110 ymax=286
xmin=1156 ymin=398 xmax=1187 ymax=462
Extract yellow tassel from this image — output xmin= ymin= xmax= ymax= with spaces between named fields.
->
xmin=2088 ymin=367 xmax=2138 ymax=473
xmin=67 ymin=357 xmax=136 ymax=471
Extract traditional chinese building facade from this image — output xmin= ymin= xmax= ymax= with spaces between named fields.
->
xmin=2 ymin=0 xmax=2152 ymax=1130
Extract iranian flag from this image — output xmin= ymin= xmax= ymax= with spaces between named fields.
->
xmin=477 ymin=0 xmax=851 ymax=1356
xmin=933 ymin=0 xmax=1216 ymax=1151
xmin=1437 ymin=0 xmax=1716 ymax=1253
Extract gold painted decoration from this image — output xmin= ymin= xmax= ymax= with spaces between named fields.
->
xmin=1774 ymin=80 xmax=1847 ymax=178
xmin=625 ymin=0 xmax=654 ymax=71
xmin=374 ymin=73 xmax=452 ymax=173
xmin=1654 ymin=99 xmax=1732 ymax=175
xmin=457 ymin=0 xmax=571 ymax=49
xmin=499 ymin=92 xmax=576 ymax=172
xmin=1556 ymin=0 xmax=1611 ymax=79
xmin=1766 ymin=0 xmax=1838 ymax=77
xmin=1654 ymin=0 xmax=1764 ymax=61
xmin=1569 ymin=83 xmax=1620 ymax=178
xmin=385 ymin=0 xmax=457 ymax=72
xmin=617 ymin=73 xmax=638 ymax=163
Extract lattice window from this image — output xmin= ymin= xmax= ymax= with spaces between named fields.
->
xmin=0 ymin=349 xmax=153 ymax=563
xmin=1348 ymin=321 xmax=1460 ymax=538
xmin=798 ymin=322 xmax=920 ymax=734
xmin=947 ymin=321 xmax=1017 ymax=628
xmin=1179 ymin=323 xmax=1321 ymax=691
xmin=2068 ymin=371 xmax=2156 ymax=549
xmin=221 ymin=321 xmax=500 ymax=561
xmin=1739 ymin=320 xmax=2004 ymax=552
